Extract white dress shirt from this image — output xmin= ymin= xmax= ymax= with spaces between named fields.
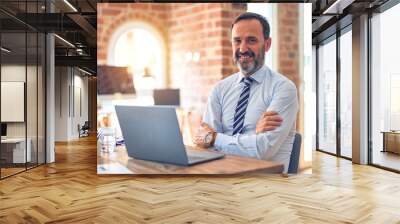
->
xmin=202 ymin=65 xmax=298 ymax=173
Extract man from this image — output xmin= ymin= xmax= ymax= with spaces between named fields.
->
xmin=193 ymin=12 xmax=298 ymax=173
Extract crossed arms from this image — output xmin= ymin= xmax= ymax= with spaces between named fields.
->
xmin=193 ymin=80 xmax=298 ymax=160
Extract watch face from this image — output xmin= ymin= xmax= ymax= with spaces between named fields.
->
xmin=204 ymin=133 xmax=212 ymax=144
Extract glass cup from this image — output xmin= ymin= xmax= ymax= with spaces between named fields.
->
xmin=100 ymin=127 xmax=116 ymax=153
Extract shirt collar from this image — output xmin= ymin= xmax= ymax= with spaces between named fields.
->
xmin=236 ymin=65 xmax=267 ymax=85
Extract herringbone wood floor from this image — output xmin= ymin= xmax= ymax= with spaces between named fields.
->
xmin=1 ymin=136 xmax=400 ymax=224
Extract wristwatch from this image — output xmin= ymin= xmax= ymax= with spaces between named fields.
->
xmin=204 ymin=131 xmax=217 ymax=146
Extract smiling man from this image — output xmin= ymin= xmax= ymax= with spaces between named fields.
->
xmin=193 ymin=12 xmax=299 ymax=173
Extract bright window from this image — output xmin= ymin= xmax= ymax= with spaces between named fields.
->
xmin=371 ymin=3 xmax=400 ymax=170
xmin=340 ymin=29 xmax=352 ymax=158
xmin=318 ymin=38 xmax=337 ymax=154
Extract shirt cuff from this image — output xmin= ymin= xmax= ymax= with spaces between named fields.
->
xmin=214 ymin=133 xmax=235 ymax=150
xmin=237 ymin=134 xmax=259 ymax=157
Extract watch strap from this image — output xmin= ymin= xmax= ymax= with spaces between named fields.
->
xmin=210 ymin=131 xmax=217 ymax=146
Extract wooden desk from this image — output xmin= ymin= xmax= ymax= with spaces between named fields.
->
xmin=97 ymin=145 xmax=284 ymax=174
xmin=381 ymin=131 xmax=400 ymax=154
xmin=1 ymin=138 xmax=31 ymax=164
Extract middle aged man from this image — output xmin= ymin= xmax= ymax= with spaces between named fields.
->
xmin=193 ymin=12 xmax=299 ymax=173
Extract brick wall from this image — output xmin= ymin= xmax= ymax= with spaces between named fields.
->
xmin=168 ymin=3 xmax=246 ymax=112
xmin=277 ymin=4 xmax=305 ymax=168
xmin=277 ymin=4 xmax=302 ymax=135
xmin=97 ymin=3 xmax=246 ymax=113
xmin=277 ymin=4 xmax=299 ymax=87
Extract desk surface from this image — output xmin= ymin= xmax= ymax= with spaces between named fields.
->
xmin=97 ymin=145 xmax=284 ymax=175
xmin=381 ymin=131 xmax=400 ymax=134
xmin=1 ymin=138 xmax=27 ymax=143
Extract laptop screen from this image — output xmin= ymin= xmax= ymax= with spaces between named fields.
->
xmin=153 ymin=89 xmax=180 ymax=106
xmin=1 ymin=123 xmax=7 ymax=137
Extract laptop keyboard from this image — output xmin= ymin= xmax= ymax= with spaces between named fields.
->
xmin=186 ymin=149 xmax=216 ymax=157
xmin=186 ymin=148 xmax=223 ymax=163
xmin=188 ymin=155 xmax=209 ymax=161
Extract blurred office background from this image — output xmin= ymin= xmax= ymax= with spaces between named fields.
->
xmin=0 ymin=1 xmax=47 ymax=178
xmin=0 ymin=0 xmax=97 ymax=179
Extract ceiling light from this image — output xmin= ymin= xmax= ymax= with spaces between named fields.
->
xmin=78 ymin=67 xmax=92 ymax=76
xmin=63 ymin=0 xmax=78 ymax=12
xmin=323 ymin=0 xmax=355 ymax=15
xmin=76 ymin=48 xmax=85 ymax=55
xmin=1 ymin=47 xmax=11 ymax=53
xmin=54 ymin=34 xmax=75 ymax=48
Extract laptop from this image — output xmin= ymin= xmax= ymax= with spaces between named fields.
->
xmin=115 ymin=105 xmax=224 ymax=166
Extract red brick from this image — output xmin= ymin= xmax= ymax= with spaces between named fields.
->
xmin=214 ymin=48 xmax=232 ymax=56
xmin=107 ymin=3 xmax=128 ymax=9
xmin=192 ymin=4 xmax=204 ymax=14
xmin=130 ymin=3 xmax=150 ymax=10
xmin=101 ymin=9 xmax=121 ymax=16
xmin=280 ymin=60 xmax=294 ymax=68
xmin=151 ymin=4 xmax=166 ymax=11
xmin=208 ymin=10 xmax=221 ymax=18
xmin=207 ymin=3 xmax=222 ymax=10
xmin=214 ymin=20 xmax=231 ymax=28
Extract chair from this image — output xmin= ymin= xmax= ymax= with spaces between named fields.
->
xmin=288 ymin=133 xmax=302 ymax=174
xmin=79 ymin=121 xmax=90 ymax=138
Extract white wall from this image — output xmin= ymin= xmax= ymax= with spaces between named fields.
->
xmin=46 ymin=33 xmax=55 ymax=163
xmin=1 ymin=65 xmax=35 ymax=137
xmin=55 ymin=66 xmax=69 ymax=141
xmin=70 ymin=72 xmax=89 ymax=138
xmin=75 ymin=71 xmax=89 ymax=138
xmin=1 ymin=64 xmax=46 ymax=164
xmin=55 ymin=67 xmax=89 ymax=141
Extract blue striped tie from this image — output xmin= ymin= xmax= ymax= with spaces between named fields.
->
xmin=233 ymin=77 xmax=253 ymax=135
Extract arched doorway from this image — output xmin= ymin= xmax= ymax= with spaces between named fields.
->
xmin=107 ymin=21 xmax=166 ymax=95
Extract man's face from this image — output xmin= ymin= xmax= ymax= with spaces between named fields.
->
xmin=231 ymin=19 xmax=271 ymax=76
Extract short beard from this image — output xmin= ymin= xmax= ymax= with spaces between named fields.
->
xmin=233 ymin=47 xmax=265 ymax=76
